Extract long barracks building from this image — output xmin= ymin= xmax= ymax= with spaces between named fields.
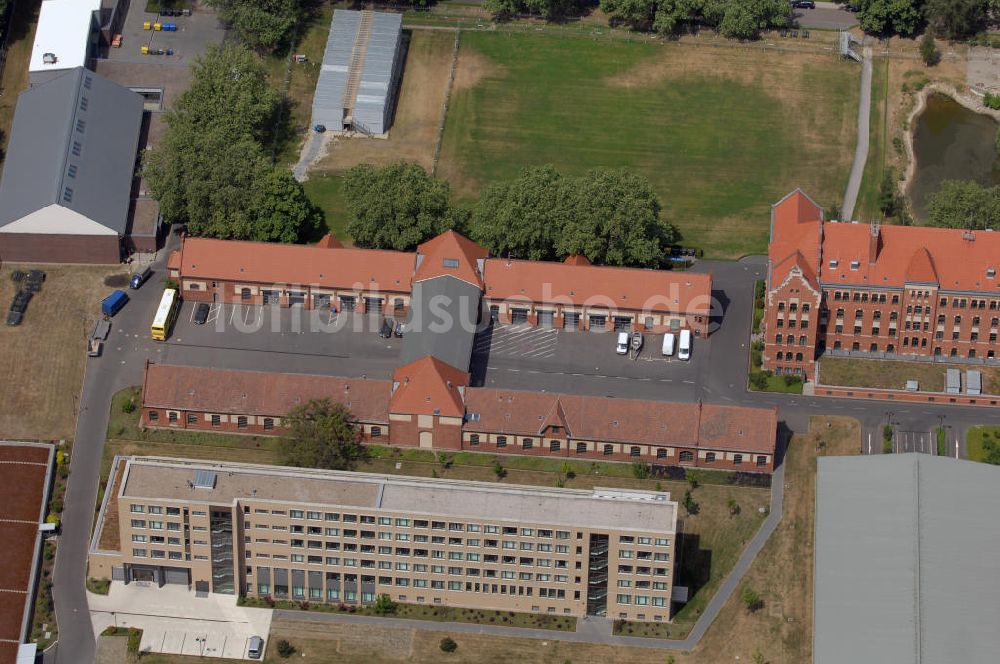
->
xmin=764 ymin=190 xmax=1000 ymax=379
xmin=167 ymin=230 xmax=713 ymax=337
xmin=141 ymin=362 xmax=778 ymax=472
xmin=91 ymin=456 xmax=680 ymax=622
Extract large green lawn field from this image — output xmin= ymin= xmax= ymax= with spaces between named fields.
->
xmin=438 ymin=32 xmax=859 ymax=258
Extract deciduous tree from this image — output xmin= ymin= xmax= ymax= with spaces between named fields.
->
xmin=344 ymin=162 xmax=460 ymax=251
xmin=925 ymin=180 xmax=1000 ymax=230
xmin=924 ymin=0 xmax=988 ymax=39
xmin=279 ymin=399 xmax=368 ymax=470
xmin=206 ymin=0 xmax=302 ymax=51
xmin=857 ymin=0 xmax=923 ymax=37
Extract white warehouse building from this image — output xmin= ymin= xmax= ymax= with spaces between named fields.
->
xmin=311 ymin=9 xmax=403 ymax=136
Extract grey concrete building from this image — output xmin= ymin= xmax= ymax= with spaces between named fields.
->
xmin=0 ymin=67 xmax=143 ymax=264
xmin=814 ymin=454 xmax=1000 ymax=664
xmin=311 ymin=9 xmax=403 ymax=135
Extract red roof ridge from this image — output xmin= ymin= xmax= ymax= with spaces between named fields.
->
xmin=413 ymin=230 xmax=488 ymax=288
xmin=905 ymin=246 xmax=938 ymax=284
xmin=390 ymin=356 xmax=470 ymax=417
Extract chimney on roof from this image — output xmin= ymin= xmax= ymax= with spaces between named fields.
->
xmin=868 ymin=223 xmax=882 ymax=266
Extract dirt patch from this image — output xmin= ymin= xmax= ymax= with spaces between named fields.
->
xmin=0 ymin=264 xmax=129 ymax=440
xmin=452 ymin=41 xmax=505 ymax=94
xmin=97 ymin=458 xmax=127 ymax=551
xmin=104 ymin=274 xmax=129 ymax=287
xmin=313 ymin=30 xmax=457 ymax=173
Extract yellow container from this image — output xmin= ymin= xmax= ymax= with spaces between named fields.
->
xmin=153 ymin=22 xmax=162 ymax=31
xmin=142 ymin=21 xmax=151 ymax=30
xmin=140 ymin=45 xmax=149 ymax=55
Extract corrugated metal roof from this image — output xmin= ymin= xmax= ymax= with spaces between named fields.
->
xmin=814 ymin=454 xmax=1000 ymax=664
xmin=0 ymin=67 xmax=143 ymax=235
xmin=311 ymin=10 xmax=401 ymax=134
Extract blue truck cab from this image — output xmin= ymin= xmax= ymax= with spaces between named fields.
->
xmin=101 ymin=290 xmax=129 ymax=317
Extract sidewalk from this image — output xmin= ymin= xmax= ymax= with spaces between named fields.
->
xmin=89 ymin=582 xmax=272 ymax=660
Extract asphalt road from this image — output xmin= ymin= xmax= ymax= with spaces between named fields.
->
xmin=841 ymin=44 xmax=872 ymax=221
xmin=52 ymin=244 xmax=1000 ymax=662
xmin=791 ymin=4 xmax=859 ymax=31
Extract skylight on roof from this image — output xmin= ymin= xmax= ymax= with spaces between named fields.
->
xmin=442 ymin=258 xmax=460 ymax=268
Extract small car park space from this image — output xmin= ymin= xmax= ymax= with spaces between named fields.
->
xmin=169 ymin=302 xmax=403 ymax=366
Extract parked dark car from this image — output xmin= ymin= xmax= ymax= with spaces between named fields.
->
xmin=379 ymin=317 xmax=394 ymax=338
xmin=193 ymin=302 xmax=210 ymax=325
xmin=792 ymin=0 xmax=815 ymax=8
xmin=394 ymin=321 xmax=406 ymax=338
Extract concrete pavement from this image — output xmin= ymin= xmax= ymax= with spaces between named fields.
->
xmin=89 ymin=583 xmax=271 ymax=660
xmin=841 ymin=44 xmax=872 ymax=221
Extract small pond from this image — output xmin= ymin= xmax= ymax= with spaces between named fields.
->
xmin=908 ymin=93 xmax=1000 ymax=221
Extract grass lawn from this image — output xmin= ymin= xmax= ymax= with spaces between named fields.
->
xmin=242 ymin=597 xmax=576 ymax=631
xmin=0 ymin=265 xmax=129 ymax=440
xmin=438 ymin=32 xmax=858 ymax=258
xmin=966 ymin=426 xmax=1000 ymax=465
xmin=819 ymin=357 xmax=1000 ymax=394
xmin=302 ymin=174 xmax=351 ymax=241
xmin=0 ymin=0 xmax=41 ymax=167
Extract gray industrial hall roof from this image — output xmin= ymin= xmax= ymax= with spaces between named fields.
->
xmin=399 ymin=275 xmax=483 ymax=373
xmin=311 ymin=9 xmax=358 ymax=128
xmin=814 ymin=454 xmax=1000 ymax=664
xmin=0 ymin=67 xmax=142 ymax=234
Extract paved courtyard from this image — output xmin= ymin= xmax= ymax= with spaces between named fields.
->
xmin=89 ymin=582 xmax=271 ymax=660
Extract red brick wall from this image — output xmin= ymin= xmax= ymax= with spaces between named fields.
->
xmin=762 ymin=271 xmax=821 ymax=378
xmin=815 ymin=385 xmax=1000 ymax=408
xmin=141 ymin=407 xmax=388 ymax=441
xmin=0 ymin=233 xmax=120 ymax=264
xmin=180 ymin=278 xmax=409 ymax=316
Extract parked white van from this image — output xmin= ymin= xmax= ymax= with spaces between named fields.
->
xmin=615 ymin=332 xmax=629 ymax=355
xmin=678 ymin=329 xmax=692 ymax=361
xmin=662 ymin=332 xmax=676 ymax=357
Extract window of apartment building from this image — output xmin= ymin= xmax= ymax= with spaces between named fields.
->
xmin=147 ymin=411 xmax=158 ymax=422
xmin=733 ymin=454 xmax=743 ymax=464
xmin=496 ymin=436 xmax=507 ymax=448
xmin=756 ymin=456 xmax=768 ymax=467
xmin=603 ymin=444 xmax=614 ymax=456
xmin=210 ymin=414 xmax=220 ymax=427
xmin=371 ymin=426 xmax=382 ymax=438
xmin=522 ymin=438 xmax=533 ymax=450
xmin=799 ymin=335 xmax=807 ymax=345
xmin=630 ymin=446 xmax=641 ymax=457
xmin=130 ymin=504 xmax=144 ymax=513
xmin=237 ymin=416 xmax=248 ymax=429
xmin=550 ymin=441 xmax=560 ymax=452
xmin=469 ymin=433 xmax=479 ymax=446
xmin=705 ymin=452 xmax=716 ymax=463
xmin=679 ymin=451 xmax=693 ymax=462
xmin=892 ymin=294 xmax=900 ymax=304
xmin=168 ymin=411 xmax=178 ymax=423
xmin=656 ymin=448 xmax=667 ymax=459
xmin=132 ymin=548 xmax=147 ymax=557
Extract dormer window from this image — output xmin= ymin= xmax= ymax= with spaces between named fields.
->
xmin=442 ymin=258 xmax=459 ymax=268
xmin=829 ymin=259 xmax=839 ymax=268
xmin=850 ymin=260 xmax=860 ymax=271
xmin=988 ymin=268 xmax=996 ymax=279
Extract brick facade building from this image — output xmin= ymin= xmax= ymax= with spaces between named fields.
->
xmin=764 ymin=190 xmax=1000 ymax=379
xmin=140 ymin=363 xmax=778 ymax=473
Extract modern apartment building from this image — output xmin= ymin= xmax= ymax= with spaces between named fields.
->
xmin=140 ymin=362 xmax=779 ymax=472
xmin=764 ymin=190 xmax=1000 ymax=379
xmin=91 ymin=457 xmax=679 ymax=622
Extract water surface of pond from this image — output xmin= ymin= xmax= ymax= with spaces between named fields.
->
xmin=909 ymin=93 xmax=1000 ymax=221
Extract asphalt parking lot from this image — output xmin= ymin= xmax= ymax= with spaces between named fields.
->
xmin=893 ymin=430 xmax=934 ymax=455
xmin=791 ymin=5 xmax=858 ymax=31
xmin=470 ymin=323 xmax=704 ymax=400
xmin=105 ymin=1 xmax=226 ymax=65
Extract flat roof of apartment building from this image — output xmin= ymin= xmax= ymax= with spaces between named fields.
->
xmin=120 ymin=457 xmax=678 ymax=534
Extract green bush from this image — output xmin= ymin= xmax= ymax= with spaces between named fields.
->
xmin=631 ymin=462 xmax=651 ymax=479
xmin=121 ymin=399 xmax=135 ymax=414
xmin=985 ymin=92 xmax=1000 ymax=110
xmin=783 ymin=374 xmax=802 ymax=387
xmin=126 ymin=628 xmax=142 ymax=654
xmin=374 ymin=593 xmax=398 ymax=616
xmin=749 ymin=371 xmax=769 ymax=390
xmin=919 ymin=33 xmax=941 ymax=67
xmin=276 ymin=639 xmax=295 ymax=658
xmin=440 ymin=636 xmax=458 ymax=653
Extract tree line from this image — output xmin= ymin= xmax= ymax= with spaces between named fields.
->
xmin=344 ymin=162 xmax=679 ymax=268
xmin=925 ymin=180 xmax=1000 ymax=230
xmin=144 ymin=44 xmax=322 ymax=243
xmin=854 ymin=0 xmax=1000 ymax=39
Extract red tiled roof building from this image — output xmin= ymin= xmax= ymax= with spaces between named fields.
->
xmin=764 ymin=190 xmax=1000 ymax=379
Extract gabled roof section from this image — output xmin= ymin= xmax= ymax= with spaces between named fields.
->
xmin=905 ymin=247 xmax=938 ymax=284
xmin=390 ymin=356 xmax=469 ymax=418
xmin=316 ymin=234 xmax=344 ymax=249
xmin=768 ymin=190 xmax=823 ymax=290
xmin=564 ymin=254 xmax=591 ymax=266
xmin=167 ymin=249 xmax=181 ymax=272
xmin=0 ymin=67 xmax=142 ymax=235
xmin=538 ymin=398 xmax=571 ymax=436
xmin=413 ymin=230 xmax=488 ymax=288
